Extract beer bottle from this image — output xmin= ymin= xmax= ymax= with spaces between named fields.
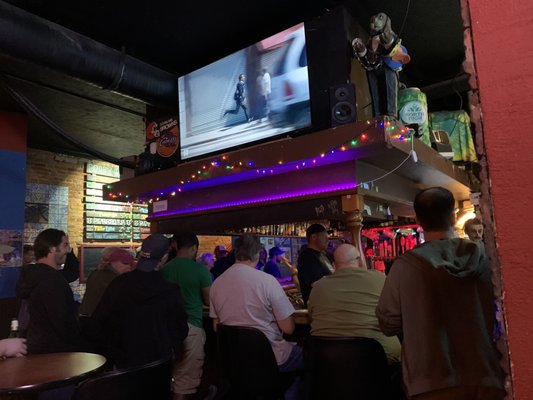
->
xmin=8 ymin=318 xmax=18 ymax=338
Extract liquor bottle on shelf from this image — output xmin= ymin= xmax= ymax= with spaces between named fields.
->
xmin=8 ymin=318 xmax=18 ymax=338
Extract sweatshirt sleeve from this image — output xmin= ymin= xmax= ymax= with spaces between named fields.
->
xmin=376 ymin=259 xmax=403 ymax=337
xmin=166 ymin=285 xmax=189 ymax=360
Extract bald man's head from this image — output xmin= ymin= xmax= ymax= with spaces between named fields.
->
xmin=333 ymin=244 xmax=363 ymax=269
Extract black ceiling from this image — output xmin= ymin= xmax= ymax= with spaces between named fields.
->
xmin=0 ymin=0 xmax=466 ymax=160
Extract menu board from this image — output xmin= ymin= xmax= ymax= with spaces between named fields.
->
xmin=84 ymin=163 xmax=149 ymax=242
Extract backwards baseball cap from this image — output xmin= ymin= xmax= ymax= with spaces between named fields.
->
xmin=136 ymin=234 xmax=170 ymax=272
xmin=214 ymin=245 xmax=228 ymax=253
xmin=269 ymin=246 xmax=285 ymax=258
xmin=108 ymin=249 xmax=135 ymax=265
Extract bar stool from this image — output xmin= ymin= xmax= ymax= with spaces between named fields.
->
xmin=216 ymin=324 xmax=293 ymax=400
xmin=309 ymin=336 xmax=391 ymax=400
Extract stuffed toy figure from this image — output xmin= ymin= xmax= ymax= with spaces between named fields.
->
xmin=352 ymin=13 xmax=410 ymax=117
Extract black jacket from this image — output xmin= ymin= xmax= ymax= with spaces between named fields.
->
xmin=234 ymin=80 xmax=245 ymax=102
xmin=84 ymin=270 xmax=189 ymax=368
xmin=297 ymin=248 xmax=332 ymax=305
xmin=17 ymin=263 xmax=83 ymax=354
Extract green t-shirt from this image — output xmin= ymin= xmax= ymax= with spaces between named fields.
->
xmin=161 ymin=257 xmax=211 ymax=328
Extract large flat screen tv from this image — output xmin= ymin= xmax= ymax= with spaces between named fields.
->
xmin=178 ymin=23 xmax=311 ymax=160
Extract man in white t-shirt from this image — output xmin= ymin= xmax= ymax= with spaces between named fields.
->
xmin=210 ymin=233 xmax=302 ymax=399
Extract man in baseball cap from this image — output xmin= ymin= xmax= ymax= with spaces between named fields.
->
xmin=264 ymin=247 xmax=285 ymax=278
xmin=86 ymin=234 xmax=188 ymax=368
xmin=136 ymin=234 xmax=171 ymax=271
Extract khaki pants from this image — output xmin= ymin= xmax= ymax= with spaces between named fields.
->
xmin=172 ymin=324 xmax=206 ymax=395
xmin=412 ymin=386 xmax=506 ymax=400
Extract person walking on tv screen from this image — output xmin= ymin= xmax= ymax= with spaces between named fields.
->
xmin=223 ymin=74 xmax=251 ymax=122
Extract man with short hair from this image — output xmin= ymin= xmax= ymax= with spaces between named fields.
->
xmin=87 ymin=234 xmax=188 ymax=369
xmin=264 ymin=246 xmax=285 ymax=278
xmin=16 ymin=229 xmax=83 ymax=354
xmin=22 ymin=244 xmax=34 ymax=265
xmin=376 ymin=187 xmax=505 ymax=400
xmin=161 ymin=232 xmax=211 ymax=400
xmin=464 ymin=217 xmax=484 ymax=242
xmin=213 ymin=245 xmax=228 ymax=262
xmin=210 ymin=234 xmax=302 ymax=399
xmin=297 ymin=224 xmax=333 ymax=305
xmin=308 ymin=244 xmax=401 ymax=364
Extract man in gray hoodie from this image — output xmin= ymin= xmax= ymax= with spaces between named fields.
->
xmin=376 ymin=187 xmax=505 ymax=400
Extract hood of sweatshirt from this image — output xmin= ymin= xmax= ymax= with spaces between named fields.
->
xmin=114 ymin=270 xmax=178 ymax=306
xmin=409 ymin=238 xmax=488 ymax=279
xmin=17 ymin=263 xmax=59 ymax=299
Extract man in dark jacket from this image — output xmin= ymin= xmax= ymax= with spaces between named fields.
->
xmin=223 ymin=74 xmax=250 ymax=122
xmin=86 ymin=234 xmax=189 ymax=369
xmin=16 ymin=229 xmax=83 ymax=354
xmin=297 ymin=224 xmax=333 ymax=306
xmin=376 ymin=187 xmax=505 ymax=400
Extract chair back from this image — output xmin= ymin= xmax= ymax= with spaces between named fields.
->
xmin=310 ymin=336 xmax=390 ymax=400
xmin=217 ymin=324 xmax=282 ymax=399
xmin=72 ymin=357 xmax=172 ymax=400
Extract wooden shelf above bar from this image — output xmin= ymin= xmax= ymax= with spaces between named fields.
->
xmin=103 ymin=118 xmax=473 ymax=231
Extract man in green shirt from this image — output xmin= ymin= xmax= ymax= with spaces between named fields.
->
xmin=161 ymin=232 xmax=211 ymax=400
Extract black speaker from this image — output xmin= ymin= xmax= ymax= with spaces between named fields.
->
xmin=329 ymin=83 xmax=357 ymax=127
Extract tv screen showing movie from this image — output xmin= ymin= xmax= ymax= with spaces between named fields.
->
xmin=178 ymin=23 xmax=311 ymax=160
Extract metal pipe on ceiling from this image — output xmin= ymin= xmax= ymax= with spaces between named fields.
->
xmin=0 ymin=1 xmax=177 ymax=108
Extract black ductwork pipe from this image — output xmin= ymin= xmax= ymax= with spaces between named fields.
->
xmin=0 ymin=1 xmax=177 ymax=107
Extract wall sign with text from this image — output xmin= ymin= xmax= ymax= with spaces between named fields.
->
xmin=84 ymin=163 xmax=149 ymax=241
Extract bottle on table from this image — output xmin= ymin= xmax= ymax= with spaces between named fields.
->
xmin=8 ymin=318 xmax=18 ymax=338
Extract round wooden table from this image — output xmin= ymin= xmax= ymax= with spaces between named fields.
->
xmin=0 ymin=352 xmax=106 ymax=394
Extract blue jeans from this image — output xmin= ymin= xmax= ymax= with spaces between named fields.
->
xmin=279 ymin=344 xmax=304 ymax=400
xmin=367 ymin=64 xmax=398 ymax=117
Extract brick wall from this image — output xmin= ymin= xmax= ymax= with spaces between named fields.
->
xmin=25 ymin=149 xmax=112 ymax=247
xmin=197 ymin=235 xmax=232 ymax=258
xmin=26 ymin=148 xmax=232 ymax=254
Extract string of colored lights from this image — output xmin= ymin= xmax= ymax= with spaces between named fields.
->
xmin=105 ymin=118 xmax=411 ymax=204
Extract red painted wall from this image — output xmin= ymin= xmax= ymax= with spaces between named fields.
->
xmin=468 ymin=0 xmax=533 ymax=398
xmin=0 ymin=112 xmax=27 ymax=152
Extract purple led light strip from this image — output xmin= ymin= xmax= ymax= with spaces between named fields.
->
xmin=151 ymin=182 xmax=357 ymax=218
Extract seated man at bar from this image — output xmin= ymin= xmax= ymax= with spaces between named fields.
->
xmin=464 ymin=217 xmax=484 ymax=242
xmin=86 ymin=234 xmax=189 ymax=369
xmin=377 ymin=187 xmax=505 ymax=400
xmin=264 ymin=246 xmax=285 ymax=278
xmin=297 ymin=224 xmax=333 ymax=306
xmin=307 ymin=243 xmax=401 ymax=365
xmin=16 ymin=229 xmax=84 ymax=354
xmin=209 ymin=233 xmax=303 ymax=400
xmin=264 ymin=246 xmax=300 ymax=288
